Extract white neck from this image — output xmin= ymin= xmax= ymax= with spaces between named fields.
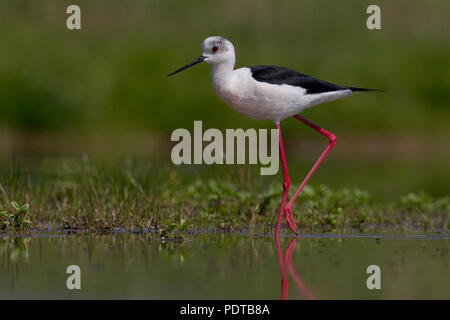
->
xmin=211 ymin=60 xmax=235 ymax=86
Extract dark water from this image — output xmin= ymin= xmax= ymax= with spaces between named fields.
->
xmin=0 ymin=233 xmax=448 ymax=299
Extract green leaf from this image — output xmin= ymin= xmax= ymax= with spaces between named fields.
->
xmin=180 ymin=219 xmax=190 ymax=232
xmin=11 ymin=201 xmax=20 ymax=211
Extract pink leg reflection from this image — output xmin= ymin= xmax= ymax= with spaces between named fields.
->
xmin=276 ymin=235 xmax=289 ymax=300
xmin=276 ymin=237 xmax=315 ymax=300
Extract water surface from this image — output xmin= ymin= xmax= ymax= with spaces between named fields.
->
xmin=0 ymin=233 xmax=448 ymax=299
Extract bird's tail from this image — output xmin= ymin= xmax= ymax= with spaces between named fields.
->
xmin=347 ymin=86 xmax=383 ymax=93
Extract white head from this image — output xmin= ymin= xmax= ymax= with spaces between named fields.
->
xmin=167 ymin=36 xmax=235 ymax=76
xmin=201 ymin=36 xmax=235 ymax=66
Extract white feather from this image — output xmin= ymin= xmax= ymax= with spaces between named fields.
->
xmin=212 ymin=67 xmax=351 ymax=123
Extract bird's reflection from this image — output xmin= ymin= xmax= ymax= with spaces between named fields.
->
xmin=276 ymin=237 xmax=314 ymax=300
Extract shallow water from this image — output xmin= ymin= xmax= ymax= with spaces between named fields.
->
xmin=0 ymin=233 xmax=448 ymax=299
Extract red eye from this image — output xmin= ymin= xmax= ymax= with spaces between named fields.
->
xmin=212 ymin=46 xmax=219 ymax=53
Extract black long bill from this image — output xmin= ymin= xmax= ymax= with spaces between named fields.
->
xmin=167 ymin=55 xmax=205 ymax=76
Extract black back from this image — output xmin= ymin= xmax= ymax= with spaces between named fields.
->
xmin=249 ymin=65 xmax=345 ymax=94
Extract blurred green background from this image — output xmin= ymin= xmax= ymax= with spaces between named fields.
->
xmin=0 ymin=0 xmax=449 ymax=198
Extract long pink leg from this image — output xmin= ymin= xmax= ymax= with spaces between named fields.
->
xmin=284 ymin=115 xmax=337 ymax=234
xmin=275 ymin=123 xmax=293 ymax=237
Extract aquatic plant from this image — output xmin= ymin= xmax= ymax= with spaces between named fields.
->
xmin=0 ymin=202 xmax=31 ymax=230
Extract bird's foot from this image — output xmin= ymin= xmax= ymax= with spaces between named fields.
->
xmin=284 ymin=205 xmax=298 ymax=235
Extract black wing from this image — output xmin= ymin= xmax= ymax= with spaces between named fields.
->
xmin=249 ymin=65 xmax=375 ymax=94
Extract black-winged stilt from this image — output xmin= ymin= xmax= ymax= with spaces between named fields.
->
xmin=168 ymin=36 xmax=378 ymax=237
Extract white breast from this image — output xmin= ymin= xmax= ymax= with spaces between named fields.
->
xmin=212 ymin=67 xmax=352 ymax=123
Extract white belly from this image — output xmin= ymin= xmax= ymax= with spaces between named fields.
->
xmin=212 ymin=67 xmax=352 ymax=123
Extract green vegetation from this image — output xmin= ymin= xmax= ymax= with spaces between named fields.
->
xmin=0 ymin=2 xmax=448 ymax=237
xmin=0 ymin=202 xmax=31 ymax=230
xmin=0 ymin=157 xmax=447 ymax=236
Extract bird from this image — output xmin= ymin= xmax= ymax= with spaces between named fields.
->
xmin=167 ymin=36 xmax=378 ymax=237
